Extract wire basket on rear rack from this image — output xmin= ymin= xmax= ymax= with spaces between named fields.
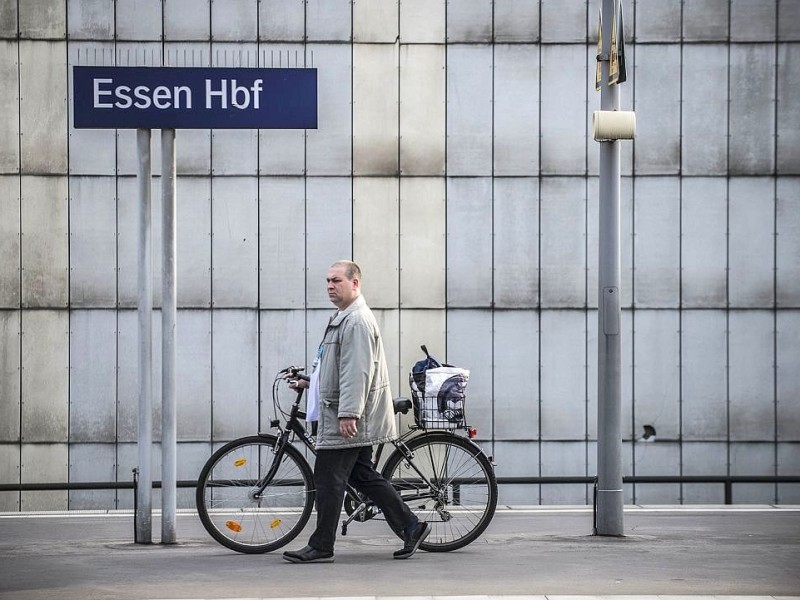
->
xmin=408 ymin=346 xmax=469 ymax=430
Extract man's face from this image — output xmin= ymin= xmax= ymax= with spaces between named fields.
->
xmin=326 ymin=265 xmax=359 ymax=310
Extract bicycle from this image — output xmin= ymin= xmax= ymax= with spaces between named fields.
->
xmin=196 ymin=361 xmax=498 ymax=554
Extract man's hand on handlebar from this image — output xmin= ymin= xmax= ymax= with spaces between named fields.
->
xmin=288 ymin=377 xmax=309 ymax=391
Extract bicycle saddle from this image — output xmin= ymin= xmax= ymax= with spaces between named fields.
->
xmin=392 ymin=397 xmax=412 ymax=415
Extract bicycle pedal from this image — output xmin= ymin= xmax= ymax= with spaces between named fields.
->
xmin=341 ymin=522 xmax=348 ymax=536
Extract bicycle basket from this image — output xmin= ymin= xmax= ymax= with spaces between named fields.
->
xmin=409 ymin=365 xmax=469 ymax=429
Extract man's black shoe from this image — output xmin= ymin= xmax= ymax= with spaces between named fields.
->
xmin=393 ymin=521 xmax=430 ymax=559
xmin=282 ymin=545 xmax=335 ymax=563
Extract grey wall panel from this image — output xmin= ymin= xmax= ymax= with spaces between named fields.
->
xmin=494 ymin=45 xmax=539 ymax=176
xmin=683 ymin=0 xmax=729 ymax=41
xmin=540 ymin=44 xmax=585 ymax=175
xmin=212 ymin=309 xmax=258 ymax=441
xmin=165 ymin=0 xmax=210 ymax=40
xmin=353 ymin=44 xmax=399 ymax=175
xmin=399 ymin=177 xmax=445 ymax=309
xmin=540 ymin=310 xmax=586 ymax=440
xmin=0 ymin=444 xmax=20 ymax=511
xmin=354 ymin=0 xmax=397 ymax=43
xmin=259 ymin=0 xmax=305 ymax=41
xmin=116 ymin=0 xmax=162 ymax=41
xmin=541 ymin=441 xmax=587 ymax=477
xmin=446 ymin=177 xmax=492 ymax=307
xmin=212 ymin=136 xmax=258 ymax=178
xmin=260 ymin=129 xmax=305 ymax=175
xmin=69 ymin=310 xmax=116 ymax=443
xmin=540 ymin=0 xmax=586 ymax=43
xmin=211 ymin=177 xmax=258 ymax=307
xmin=21 ymin=176 xmax=68 ymax=308
xmin=494 ymin=310 xmax=539 ymax=440
xmin=729 ymin=178 xmax=775 ymax=307
xmin=177 ymin=310 xmax=212 ymax=441
xmin=681 ymin=178 xmax=728 ymax=308
xmin=730 ymin=44 xmax=775 ymax=174
xmin=446 ymin=0 xmax=492 ymax=43
xmin=20 ymin=443 xmax=68 ymax=511
xmin=0 ymin=0 xmax=17 ymax=38
xmin=777 ymin=443 xmax=800 ymax=503
xmin=634 ymin=442 xmax=681 ymax=503
xmin=176 ymin=129 xmax=211 ymax=175
xmin=398 ymin=309 xmax=446 ymax=380
xmin=0 ymin=177 xmax=20 ymax=307
xmin=176 ymin=442 xmax=212 ymax=507
xmin=446 ymin=309 xmax=492 ymax=439
xmin=307 ymin=0 xmax=352 ymax=42
xmin=400 ymin=44 xmax=445 ymax=176
xmin=495 ymin=441 xmax=539 ymax=505
xmin=0 ymin=42 xmax=19 ymax=173
xmin=540 ymin=178 xmax=585 ymax=307
xmin=731 ymin=0 xmax=776 ymax=41
xmin=19 ymin=0 xmax=65 ymax=39
xmin=494 ymin=0 xmax=539 ymax=42
xmin=730 ymin=442 xmax=775 ymax=503
xmin=633 ymin=44 xmax=681 ymax=175
xmin=69 ymin=443 xmax=115 ymax=509
xmin=68 ymin=42 xmax=116 ymax=176
xmin=446 ymin=45 xmax=492 ymax=176
xmin=177 ymin=177 xmax=211 ymax=307
xmin=372 ymin=309 xmax=401 ymax=396
xmin=777 ymin=44 xmax=800 ymax=174
xmin=305 ymin=177 xmax=352 ymax=308
xmin=399 ymin=0 xmax=444 ymax=43
xmin=116 ymin=310 xmax=163 ymax=443
xmin=494 ymin=178 xmax=538 ymax=308
xmin=259 ymin=310 xmax=307 ymax=426
xmin=633 ymin=177 xmax=680 ymax=308
xmin=20 ymin=41 xmax=67 ymax=174
xmin=633 ymin=310 xmax=680 ymax=440
xmin=777 ymin=311 xmax=800 ymax=441
xmin=68 ymin=0 xmax=114 ymax=40
xmin=259 ymin=177 xmax=305 ymax=309
xmin=306 ymin=44 xmax=351 ymax=176
xmin=682 ymin=310 xmax=728 ymax=440
xmin=211 ymin=0 xmax=258 ymax=42
xmin=354 ymin=177 xmax=399 ymax=309
xmin=777 ymin=178 xmax=800 ymax=306
xmin=682 ymin=442 xmax=728 ymax=503
xmin=0 ymin=311 xmax=20 ymax=441
xmin=69 ymin=176 xmax=116 ymax=308
xmin=779 ymin=1 xmax=800 ymax=40
xmin=729 ymin=310 xmax=775 ymax=441
xmin=682 ymin=45 xmax=728 ymax=175
xmin=635 ymin=0 xmax=681 ymax=42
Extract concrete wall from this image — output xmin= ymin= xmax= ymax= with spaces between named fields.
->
xmin=0 ymin=0 xmax=798 ymax=510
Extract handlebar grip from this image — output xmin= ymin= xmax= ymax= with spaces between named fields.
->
xmin=296 ymin=373 xmax=310 ymax=382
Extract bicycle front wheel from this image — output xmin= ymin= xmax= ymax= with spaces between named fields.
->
xmin=196 ymin=435 xmax=315 ymax=554
xmin=381 ymin=431 xmax=497 ymax=552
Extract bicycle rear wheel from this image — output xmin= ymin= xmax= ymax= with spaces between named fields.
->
xmin=196 ymin=435 xmax=315 ymax=554
xmin=381 ymin=431 xmax=497 ymax=552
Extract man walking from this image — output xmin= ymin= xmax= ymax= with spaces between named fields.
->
xmin=283 ymin=260 xmax=430 ymax=563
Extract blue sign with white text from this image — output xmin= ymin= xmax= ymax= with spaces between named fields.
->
xmin=73 ymin=66 xmax=317 ymax=129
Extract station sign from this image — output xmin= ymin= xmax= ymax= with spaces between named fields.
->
xmin=73 ymin=66 xmax=317 ymax=129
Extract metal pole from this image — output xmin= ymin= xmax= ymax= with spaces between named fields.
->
xmin=161 ymin=128 xmax=178 ymax=544
xmin=136 ymin=128 xmax=153 ymax=544
xmin=596 ymin=0 xmax=624 ymax=536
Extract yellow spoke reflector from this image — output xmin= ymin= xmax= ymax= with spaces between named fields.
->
xmin=270 ymin=519 xmax=282 ymax=529
xmin=226 ymin=520 xmax=243 ymax=533
xmin=233 ymin=458 xmax=247 ymax=467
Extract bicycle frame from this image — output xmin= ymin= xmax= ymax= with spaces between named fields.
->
xmin=256 ymin=375 xmax=461 ymax=534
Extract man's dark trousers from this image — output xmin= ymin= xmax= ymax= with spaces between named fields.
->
xmin=309 ymin=445 xmax=417 ymax=553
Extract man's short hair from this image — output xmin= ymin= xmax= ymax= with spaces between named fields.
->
xmin=332 ymin=260 xmax=361 ymax=281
